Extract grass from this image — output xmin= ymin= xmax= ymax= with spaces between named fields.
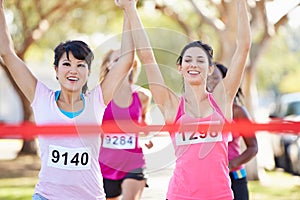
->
xmin=0 ymin=171 xmax=299 ymax=200
xmin=248 ymin=170 xmax=300 ymax=200
xmin=0 ymin=177 xmax=37 ymax=200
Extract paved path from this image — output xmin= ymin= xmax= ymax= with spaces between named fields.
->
xmin=141 ymin=165 xmax=174 ymax=200
xmin=140 ymin=133 xmax=175 ymax=200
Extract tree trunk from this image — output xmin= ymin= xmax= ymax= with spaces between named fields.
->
xmin=18 ymin=139 xmax=38 ymax=155
xmin=18 ymin=89 xmax=37 ymax=155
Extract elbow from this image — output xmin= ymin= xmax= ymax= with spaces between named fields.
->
xmin=244 ymin=40 xmax=252 ymax=52
xmin=236 ymin=41 xmax=251 ymax=60
xmin=137 ymin=49 xmax=155 ymax=65
xmin=120 ymin=54 xmax=135 ymax=71
xmin=0 ymin=43 xmax=15 ymax=59
xmin=238 ymin=39 xmax=251 ymax=54
xmin=250 ymin=135 xmax=259 ymax=157
xmin=250 ymin=145 xmax=258 ymax=157
xmin=253 ymin=148 xmax=258 ymax=157
xmin=242 ymin=34 xmax=252 ymax=51
xmin=254 ymin=145 xmax=258 ymax=155
xmin=125 ymin=58 xmax=134 ymax=70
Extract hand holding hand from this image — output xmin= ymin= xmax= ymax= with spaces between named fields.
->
xmin=115 ymin=0 xmax=137 ymax=10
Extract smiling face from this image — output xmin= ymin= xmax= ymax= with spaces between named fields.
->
xmin=53 ymin=40 xmax=94 ymax=94
xmin=179 ymin=47 xmax=213 ymax=86
xmin=55 ymin=52 xmax=90 ymax=93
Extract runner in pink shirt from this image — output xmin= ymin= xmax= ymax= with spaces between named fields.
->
xmin=98 ymin=49 xmax=152 ymax=200
xmin=118 ymin=0 xmax=251 ymax=199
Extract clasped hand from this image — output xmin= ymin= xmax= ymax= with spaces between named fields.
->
xmin=115 ymin=0 xmax=137 ymax=9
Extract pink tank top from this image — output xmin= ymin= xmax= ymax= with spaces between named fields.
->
xmin=167 ymin=93 xmax=233 ymax=200
xmin=99 ymin=92 xmax=146 ymax=180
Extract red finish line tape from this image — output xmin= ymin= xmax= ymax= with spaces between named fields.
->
xmin=0 ymin=120 xmax=299 ymax=139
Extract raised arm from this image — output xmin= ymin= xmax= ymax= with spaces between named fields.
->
xmin=0 ymin=1 xmax=37 ymax=103
xmin=100 ymin=2 xmax=135 ymax=105
xmin=218 ymin=0 xmax=251 ymax=100
xmin=120 ymin=0 xmax=178 ymax=120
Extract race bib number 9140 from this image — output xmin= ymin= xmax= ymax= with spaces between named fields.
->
xmin=175 ymin=131 xmax=222 ymax=146
xmin=103 ymin=133 xmax=136 ymax=149
xmin=47 ymin=145 xmax=91 ymax=170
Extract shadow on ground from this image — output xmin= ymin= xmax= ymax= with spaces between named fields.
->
xmin=0 ymin=155 xmax=40 ymax=179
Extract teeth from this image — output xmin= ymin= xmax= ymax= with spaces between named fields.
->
xmin=188 ymin=71 xmax=200 ymax=75
xmin=68 ymin=77 xmax=79 ymax=81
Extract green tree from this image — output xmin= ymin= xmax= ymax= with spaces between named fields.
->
xmin=0 ymin=0 xmax=120 ymax=154
xmin=154 ymin=0 xmax=299 ymax=114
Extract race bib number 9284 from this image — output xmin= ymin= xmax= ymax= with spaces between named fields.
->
xmin=103 ymin=133 xmax=136 ymax=149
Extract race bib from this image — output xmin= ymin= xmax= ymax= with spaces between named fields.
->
xmin=175 ymin=131 xmax=222 ymax=146
xmin=47 ymin=145 xmax=91 ymax=170
xmin=102 ymin=133 xmax=136 ymax=149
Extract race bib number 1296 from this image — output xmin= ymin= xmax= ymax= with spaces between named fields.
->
xmin=175 ymin=131 xmax=222 ymax=146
